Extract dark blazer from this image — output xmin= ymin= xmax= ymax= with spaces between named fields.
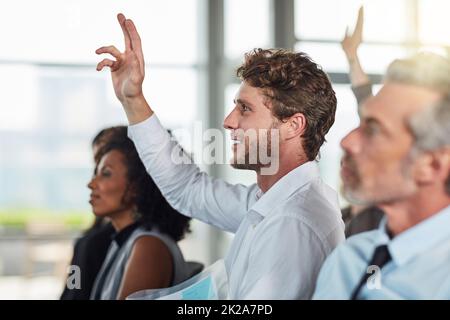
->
xmin=342 ymin=206 xmax=384 ymax=238
xmin=60 ymin=221 xmax=115 ymax=300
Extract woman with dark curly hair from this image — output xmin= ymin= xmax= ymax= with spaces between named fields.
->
xmin=88 ymin=127 xmax=192 ymax=300
xmin=60 ymin=126 xmax=122 ymax=300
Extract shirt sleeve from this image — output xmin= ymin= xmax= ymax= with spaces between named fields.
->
xmin=127 ymin=114 xmax=254 ymax=234
xmin=351 ymin=82 xmax=373 ymax=107
xmin=240 ymin=216 xmax=328 ymax=299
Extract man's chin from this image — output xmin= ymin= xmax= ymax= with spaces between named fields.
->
xmin=343 ymin=186 xmax=374 ymax=206
xmin=231 ymin=163 xmax=257 ymax=171
xmin=230 ymin=161 xmax=256 ymax=171
xmin=230 ymin=156 xmax=257 ymax=171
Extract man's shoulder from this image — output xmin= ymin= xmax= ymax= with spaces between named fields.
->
xmin=282 ymin=178 xmax=342 ymax=225
xmin=318 ymin=230 xmax=379 ymax=280
xmin=284 ymin=175 xmax=338 ymax=205
xmin=335 ymin=230 xmax=379 ymax=258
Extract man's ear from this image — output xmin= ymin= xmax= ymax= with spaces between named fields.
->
xmin=436 ymin=149 xmax=450 ymax=190
xmin=285 ymin=113 xmax=307 ymax=140
xmin=414 ymin=149 xmax=450 ymax=187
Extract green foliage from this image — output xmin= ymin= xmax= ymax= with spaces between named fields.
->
xmin=0 ymin=208 xmax=93 ymax=230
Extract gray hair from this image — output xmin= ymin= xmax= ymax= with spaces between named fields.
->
xmin=389 ymin=52 xmax=450 ymax=195
xmin=410 ymin=96 xmax=450 ymax=151
xmin=385 ymin=52 xmax=450 ymax=95
xmin=409 ymin=96 xmax=450 ymax=195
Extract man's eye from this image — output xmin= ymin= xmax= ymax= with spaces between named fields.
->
xmin=363 ymin=124 xmax=379 ymax=136
xmin=241 ymin=104 xmax=250 ymax=112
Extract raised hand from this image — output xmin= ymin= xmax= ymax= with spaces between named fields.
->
xmin=96 ymin=13 xmax=145 ymax=103
xmin=341 ymin=6 xmax=364 ymax=62
xmin=96 ymin=13 xmax=152 ymax=124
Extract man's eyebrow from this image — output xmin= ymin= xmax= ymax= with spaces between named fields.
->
xmin=235 ymin=98 xmax=254 ymax=108
xmin=364 ymin=117 xmax=381 ymax=126
xmin=363 ymin=116 xmax=390 ymax=134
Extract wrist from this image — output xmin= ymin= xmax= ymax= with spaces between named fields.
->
xmin=121 ymin=92 xmax=146 ymax=108
xmin=121 ymin=94 xmax=154 ymax=125
xmin=346 ymin=55 xmax=358 ymax=64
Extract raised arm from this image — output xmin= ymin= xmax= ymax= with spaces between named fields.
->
xmin=96 ymin=14 xmax=252 ymax=233
xmin=341 ymin=7 xmax=372 ymax=110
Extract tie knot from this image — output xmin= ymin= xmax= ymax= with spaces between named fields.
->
xmin=370 ymin=245 xmax=391 ymax=269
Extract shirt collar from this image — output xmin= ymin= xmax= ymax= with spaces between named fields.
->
xmin=374 ymin=205 xmax=450 ymax=266
xmin=112 ymin=221 xmax=140 ymax=247
xmin=249 ymin=161 xmax=320 ymax=220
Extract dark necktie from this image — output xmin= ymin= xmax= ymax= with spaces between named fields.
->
xmin=350 ymin=244 xmax=392 ymax=300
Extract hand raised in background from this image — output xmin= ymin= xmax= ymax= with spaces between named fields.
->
xmin=341 ymin=6 xmax=364 ymax=62
xmin=340 ymin=6 xmax=371 ymax=108
xmin=95 ymin=13 xmax=145 ymax=104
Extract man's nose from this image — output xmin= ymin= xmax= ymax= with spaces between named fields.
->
xmin=223 ymin=107 xmax=239 ymax=130
xmin=340 ymin=128 xmax=361 ymax=155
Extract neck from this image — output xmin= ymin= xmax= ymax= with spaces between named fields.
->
xmin=379 ymin=188 xmax=450 ymax=237
xmin=256 ymin=149 xmax=308 ymax=193
xmin=109 ymin=209 xmax=136 ymax=232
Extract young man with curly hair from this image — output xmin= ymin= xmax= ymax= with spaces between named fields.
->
xmin=95 ymin=14 xmax=345 ymax=299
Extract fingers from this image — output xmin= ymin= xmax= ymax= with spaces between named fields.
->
xmin=96 ymin=58 xmax=118 ymax=72
xmin=354 ymin=6 xmax=364 ymax=38
xmin=95 ymin=45 xmax=122 ymax=71
xmin=97 ymin=14 xmax=145 ymax=75
xmin=125 ymin=19 xmax=145 ymax=74
xmin=117 ymin=13 xmax=132 ymax=51
xmin=358 ymin=6 xmax=364 ymax=22
xmin=95 ymin=45 xmax=122 ymax=60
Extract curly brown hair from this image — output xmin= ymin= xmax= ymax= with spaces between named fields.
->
xmin=237 ymin=48 xmax=337 ymax=160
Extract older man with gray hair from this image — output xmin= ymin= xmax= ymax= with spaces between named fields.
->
xmin=313 ymin=52 xmax=450 ymax=299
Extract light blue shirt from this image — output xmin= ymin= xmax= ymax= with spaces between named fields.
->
xmin=128 ymin=114 xmax=345 ymax=299
xmin=313 ymin=205 xmax=450 ymax=299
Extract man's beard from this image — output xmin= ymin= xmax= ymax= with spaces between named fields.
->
xmin=230 ymin=123 xmax=279 ymax=173
xmin=342 ymin=151 xmax=418 ymax=206
xmin=341 ymin=153 xmax=367 ymax=205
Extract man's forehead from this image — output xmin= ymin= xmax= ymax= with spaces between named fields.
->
xmin=236 ymin=81 xmax=263 ymax=96
xmin=235 ymin=82 xmax=269 ymax=106
xmin=361 ymin=83 xmax=442 ymax=122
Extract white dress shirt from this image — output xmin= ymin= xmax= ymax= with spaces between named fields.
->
xmin=128 ymin=115 xmax=345 ymax=299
